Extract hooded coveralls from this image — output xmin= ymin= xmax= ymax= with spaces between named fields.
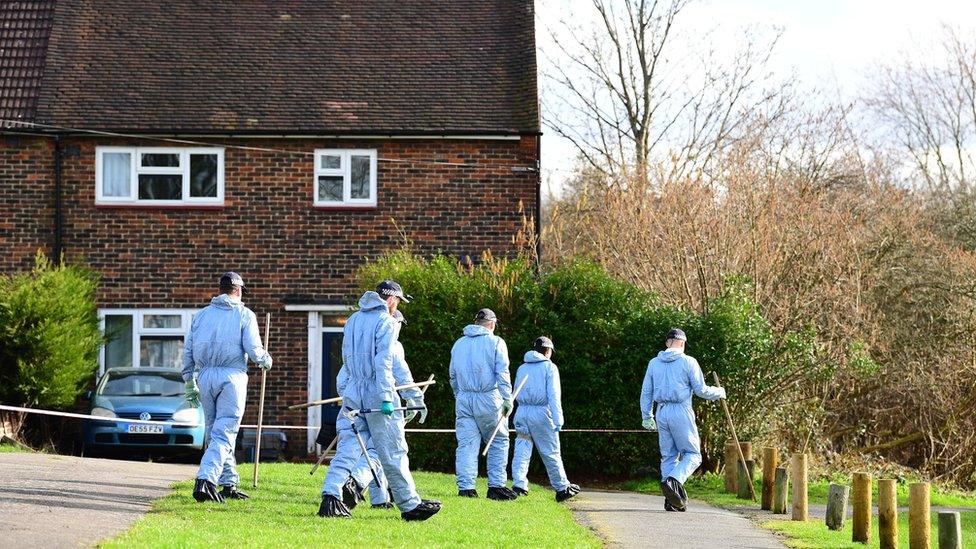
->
xmin=182 ymin=294 xmax=270 ymax=487
xmin=450 ymin=324 xmax=512 ymax=491
xmin=511 ymin=350 xmax=570 ymax=492
xmin=639 ymin=348 xmax=724 ymax=484
xmin=346 ymin=339 xmax=423 ymax=505
xmin=320 ymin=292 xmax=422 ymax=512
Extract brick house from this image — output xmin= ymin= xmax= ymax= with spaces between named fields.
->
xmin=0 ymin=1 xmax=539 ymax=454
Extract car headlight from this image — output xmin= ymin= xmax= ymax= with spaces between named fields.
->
xmin=91 ymin=406 xmax=117 ymax=418
xmin=172 ymin=407 xmax=199 ymax=424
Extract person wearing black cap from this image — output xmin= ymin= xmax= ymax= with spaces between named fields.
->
xmin=318 ymin=280 xmax=441 ymax=521
xmin=182 ymin=271 xmax=273 ymax=503
xmin=449 ymin=308 xmax=517 ymax=500
xmin=640 ymin=328 xmax=726 ymax=511
xmin=510 ymin=337 xmax=581 ymax=502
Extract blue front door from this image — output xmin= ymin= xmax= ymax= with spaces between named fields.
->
xmin=320 ymin=331 xmax=343 ymax=425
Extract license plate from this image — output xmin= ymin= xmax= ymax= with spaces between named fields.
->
xmin=126 ymin=424 xmax=164 ymax=434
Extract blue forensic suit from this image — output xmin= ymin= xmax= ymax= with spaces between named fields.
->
xmin=639 ymin=348 xmax=725 ymax=484
xmin=320 ymin=292 xmax=422 ymax=512
xmin=511 ymin=350 xmax=570 ymax=492
xmin=449 ymin=324 xmax=512 ymax=491
xmin=182 ymin=294 xmax=270 ymax=488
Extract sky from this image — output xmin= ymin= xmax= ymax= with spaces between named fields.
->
xmin=535 ymin=0 xmax=976 ymax=194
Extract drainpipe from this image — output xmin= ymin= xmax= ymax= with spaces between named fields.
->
xmin=53 ymin=134 xmax=63 ymax=262
xmin=535 ymin=135 xmax=542 ymax=263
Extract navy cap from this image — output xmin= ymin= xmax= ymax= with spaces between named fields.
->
xmin=376 ymin=280 xmax=411 ymax=303
xmin=475 ymin=308 xmax=498 ymax=322
xmin=219 ymin=271 xmax=249 ymax=294
xmin=666 ymin=328 xmax=687 ymax=342
xmin=533 ymin=336 xmax=554 ymax=351
xmin=393 ymin=310 xmax=407 ymax=325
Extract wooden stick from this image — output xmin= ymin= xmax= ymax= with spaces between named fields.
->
xmin=309 ymin=374 xmax=436 ymax=475
xmin=252 ymin=313 xmax=270 ymax=488
xmin=287 ymin=379 xmax=437 ymax=410
xmin=712 ymin=372 xmax=756 ymax=501
xmin=482 ymin=376 xmax=528 ymax=457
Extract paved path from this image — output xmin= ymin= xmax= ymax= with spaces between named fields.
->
xmin=570 ymin=490 xmax=786 ymax=548
xmin=0 ymin=453 xmax=195 ymax=548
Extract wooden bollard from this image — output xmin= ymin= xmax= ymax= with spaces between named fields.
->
xmin=740 ymin=441 xmax=753 ymax=461
xmin=878 ymin=479 xmax=898 ymax=549
xmin=826 ymin=483 xmax=850 ymax=531
xmin=938 ymin=511 xmax=962 ymax=549
xmin=791 ymin=453 xmax=808 ymax=521
xmin=772 ymin=466 xmax=789 ymax=514
xmin=909 ymin=482 xmax=931 ymax=549
xmin=724 ymin=441 xmax=739 ymax=492
xmin=737 ymin=459 xmax=755 ymax=499
xmin=852 ymin=472 xmax=872 ymax=543
xmin=761 ymin=447 xmax=778 ymax=510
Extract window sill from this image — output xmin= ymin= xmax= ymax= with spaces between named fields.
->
xmin=313 ymin=205 xmax=378 ymax=211
xmin=95 ymin=204 xmax=225 ymax=211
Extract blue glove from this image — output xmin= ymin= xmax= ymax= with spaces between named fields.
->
xmin=184 ymin=380 xmax=200 ymax=407
xmin=380 ymin=401 xmax=395 ymax=416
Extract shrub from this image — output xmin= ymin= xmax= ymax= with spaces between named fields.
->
xmin=0 ymin=253 xmax=101 ymax=417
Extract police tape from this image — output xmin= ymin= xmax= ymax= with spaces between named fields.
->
xmin=0 ymin=404 xmax=649 ymax=434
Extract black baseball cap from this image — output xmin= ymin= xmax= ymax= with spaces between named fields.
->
xmin=475 ymin=308 xmax=498 ymax=322
xmin=534 ymin=336 xmax=554 ymax=351
xmin=666 ymin=328 xmax=687 ymax=342
xmin=376 ymin=280 xmax=411 ymax=303
xmin=219 ymin=271 xmax=249 ymax=294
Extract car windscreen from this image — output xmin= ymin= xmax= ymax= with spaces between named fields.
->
xmin=99 ymin=372 xmax=184 ymax=397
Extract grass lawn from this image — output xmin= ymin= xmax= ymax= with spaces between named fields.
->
xmin=624 ymin=473 xmax=976 ymax=548
xmin=104 ymin=463 xmax=601 ymax=548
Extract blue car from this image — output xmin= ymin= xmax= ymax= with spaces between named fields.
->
xmin=83 ymin=367 xmax=205 ymax=455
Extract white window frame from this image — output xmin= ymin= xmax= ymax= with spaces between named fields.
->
xmin=98 ymin=309 xmax=199 ymax=377
xmin=95 ymin=147 xmax=225 ymax=206
xmin=313 ymin=149 xmax=378 ymax=207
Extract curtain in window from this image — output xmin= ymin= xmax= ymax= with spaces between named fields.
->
xmin=103 ymin=152 xmax=131 ymax=197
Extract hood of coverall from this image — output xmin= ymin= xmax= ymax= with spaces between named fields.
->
xmin=358 ymin=291 xmax=389 ymax=311
xmin=657 ymin=348 xmax=685 ymax=362
xmin=523 ymin=350 xmax=549 ymax=363
xmin=210 ymin=293 xmax=245 ymax=309
xmin=462 ymin=324 xmax=493 ymax=338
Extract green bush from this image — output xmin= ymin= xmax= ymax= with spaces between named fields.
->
xmin=0 ymin=253 xmax=101 ymax=409
xmin=359 ymin=252 xmax=824 ymax=478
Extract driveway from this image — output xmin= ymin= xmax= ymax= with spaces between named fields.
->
xmin=0 ymin=453 xmax=195 ymax=548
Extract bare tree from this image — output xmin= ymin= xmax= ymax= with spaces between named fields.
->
xmin=541 ymin=0 xmax=783 ymax=184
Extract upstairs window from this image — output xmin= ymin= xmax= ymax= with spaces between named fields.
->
xmin=96 ymin=147 xmax=224 ymax=206
xmin=314 ymin=149 xmax=377 ymax=207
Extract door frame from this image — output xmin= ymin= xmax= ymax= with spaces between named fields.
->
xmin=295 ymin=305 xmax=354 ymax=453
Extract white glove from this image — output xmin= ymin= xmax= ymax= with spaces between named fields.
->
xmin=184 ymin=379 xmax=200 ymax=406
xmin=405 ymin=398 xmax=428 ymax=424
xmin=258 ymin=354 xmax=273 ymax=371
xmin=716 ymin=387 xmax=727 ymax=400
xmin=642 ymin=417 xmax=657 ymax=431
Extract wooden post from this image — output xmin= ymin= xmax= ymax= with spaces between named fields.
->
xmin=737 ymin=459 xmax=755 ymax=499
xmin=909 ymin=482 xmax=931 ymax=549
xmin=852 ymin=472 xmax=872 ymax=543
xmin=772 ymin=467 xmax=789 ymax=514
xmin=878 ymin=479 xmax=898 ymax=549
xmin=826 ymin=483 xmax=850 ymax=531
xmin=938 ymin=511 xmax=962 ymax=549
xmin=739 ymin=441 xmax=753 ymax=461
xmin=761 ymin=447 xmax=778 ymax=510
xmin=791 ymin=453 xmax=808 ymax=521
xmin=724 ymin=441 xmax=739 ymax=492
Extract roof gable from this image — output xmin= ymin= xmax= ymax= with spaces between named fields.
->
xmin=30 ymin=1 xmax=538 ymax=134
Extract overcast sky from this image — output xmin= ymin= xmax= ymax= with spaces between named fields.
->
xmin=535 ymin=0 xmax=976 ymax=194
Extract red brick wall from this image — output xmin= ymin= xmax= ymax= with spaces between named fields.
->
xmin=1 ymin=135 xmax=539 ymax=454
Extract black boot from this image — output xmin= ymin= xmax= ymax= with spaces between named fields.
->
xmin=317 ymin=494 xmax=352 ymax=518
xmin=193 ymin=479 xmax=225 ymax=503
xmin=371 ymin=502 xmax=395 ymax=509
xmin=660 ymin=477 xmax=686 ymax=511
xmin=341 ymin=477 xmax=364 ymax=510
xmin=219 ymin=485 xmax=250 ymax=500
xmin=487 ymin=486 xmax=518 ymax=500
xmin=457 ymin=489 xmax=478 ymax=498
xmin=401 ymin=499 xmax=441 ymax=521
xmin=512 ymin=486 xmax=529 ymax=497
xmin=555 ymin=483 xmax=581 ymax=502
